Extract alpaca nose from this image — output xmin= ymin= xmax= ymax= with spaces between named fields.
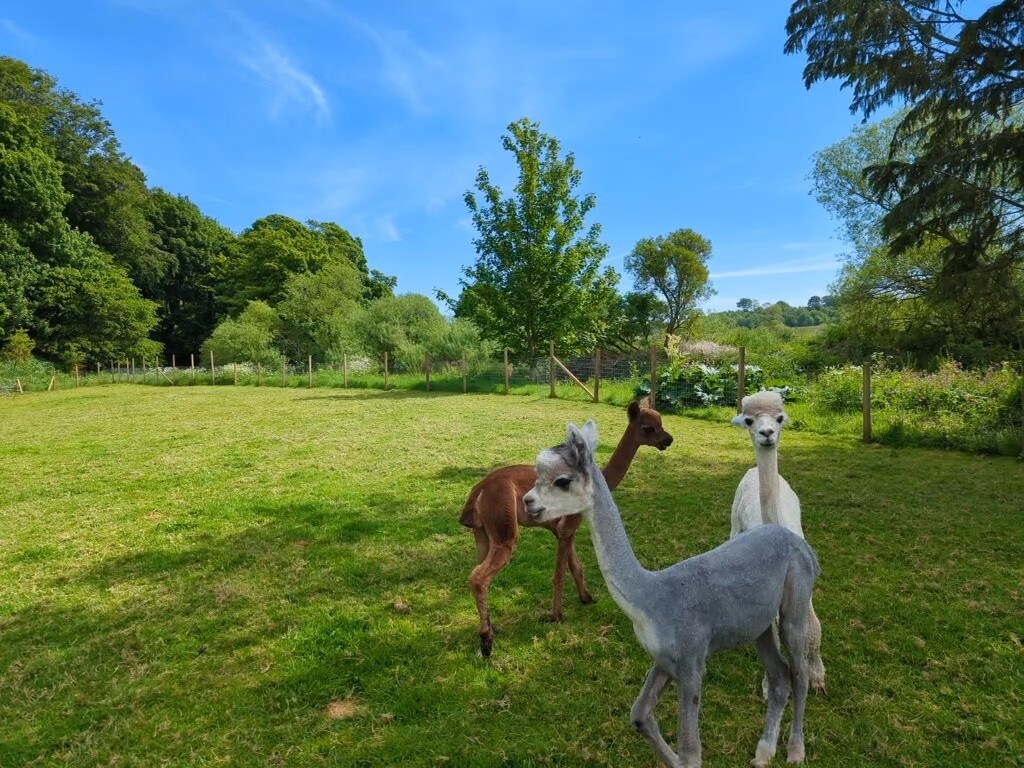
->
xmin=759 ymin=428 xmax=775 ymax=438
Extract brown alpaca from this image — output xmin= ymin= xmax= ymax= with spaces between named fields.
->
xmin=461 ymin=399 xmax=673 ymax=656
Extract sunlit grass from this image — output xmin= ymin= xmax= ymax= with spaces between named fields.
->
xmin=1 ymin=387 xmax=1021 ymax=767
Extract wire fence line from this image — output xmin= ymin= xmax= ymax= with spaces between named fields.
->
xmin=3 ymin=347 xmax=1022 ymax=456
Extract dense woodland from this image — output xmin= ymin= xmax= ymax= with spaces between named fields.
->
xmin=3 ymin=1 xmax=1023 ymax=374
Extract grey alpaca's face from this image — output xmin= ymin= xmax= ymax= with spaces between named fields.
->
xmin=734 ymin=409 xmax=788 ymax=448
xmin=524 ymin=423 xmax=597 ymax=523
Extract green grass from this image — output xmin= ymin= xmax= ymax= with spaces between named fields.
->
xmin=1 ymin=387 xmax=1022 ymax=767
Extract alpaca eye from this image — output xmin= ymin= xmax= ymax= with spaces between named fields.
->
xmin=776 ymin=415 xmax=784 ymax=424
xmin=554 ymin=477 xmax=572 ymax=490
xmin=744 ymin=417 xmax=754 ymax=426
xmin=641 ymin=425 xmax=655 ymax=434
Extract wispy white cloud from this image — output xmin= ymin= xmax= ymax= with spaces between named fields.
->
xmin=712 ymin=259 xmax=840 ymax=279
xmin=375 ymin=215 xmax=401 ymax=242
xmin=0 ymin=18 xmax=33 ymax=43
xmin=236 ymin=36 xmax=330 ymax=122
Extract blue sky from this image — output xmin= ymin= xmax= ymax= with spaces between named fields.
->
xmin=3 ymin=1 xmax=864 ymax=312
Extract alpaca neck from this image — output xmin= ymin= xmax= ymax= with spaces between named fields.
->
xmin=586 ymin=466 xmax=653 ymax=614
xmin=755 ymin=445 xmax=781 ymax=525
xmin=600 ymin=427 xmax=639 ymax=491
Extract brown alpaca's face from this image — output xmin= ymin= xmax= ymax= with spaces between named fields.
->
xmin=630 ymin=401 xmax=673 ymax=451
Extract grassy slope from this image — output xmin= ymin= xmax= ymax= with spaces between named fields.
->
xmin=0 ymin=387 xmax=1021 ymax=767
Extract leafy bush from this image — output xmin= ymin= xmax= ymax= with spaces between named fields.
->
xmin=808 ymin=366 xmax=864 ymax=413
xmin=636 ymin=360 xmax=766 ymax=411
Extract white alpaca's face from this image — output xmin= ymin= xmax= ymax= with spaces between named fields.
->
xmin=732 ymin=404 xmax=788 ymax=448
xmin=523 ymin=421 xmax=598 ymax=523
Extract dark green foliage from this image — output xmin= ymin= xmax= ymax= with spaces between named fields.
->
xmin=787 ymin=1 xmax=1024 ymax=362
xmin=146 ymin=189 xmax=235 ymax=360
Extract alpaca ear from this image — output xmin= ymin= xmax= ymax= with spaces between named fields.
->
xmin=627 ymin=400 xmax=640 ymax=422
xmin=566 ymin=421 xmax=597 ymax=467
xmin=730 ymin=413 xmax=748 ymax=428
xmin=580 ymin=419 xmax=599 ymax=452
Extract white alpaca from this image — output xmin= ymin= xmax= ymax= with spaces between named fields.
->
xmin=731 ymin=390 xmax=826 ymax=694
xmin=524 ymin=420 xmax=819 ymax=768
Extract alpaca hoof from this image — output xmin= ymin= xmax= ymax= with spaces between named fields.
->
xmin=580 ymin=593 xmax=596 ymax=605
xmin=786 ymin=745 xmax=805 ymax=764
xmin=547 ymin=610 xmax=565 ymax=623
xmin=479 ymin=634 xmax=493 ymax=657
xmin=751 ymin=740 xmax=776 ymax=767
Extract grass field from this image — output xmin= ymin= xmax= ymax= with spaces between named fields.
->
xmin=1 ymin=387 xmax=1022 ymax=767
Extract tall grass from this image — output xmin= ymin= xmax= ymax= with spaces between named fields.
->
xmin=1 ymin=387 xmax=1021 ymax=767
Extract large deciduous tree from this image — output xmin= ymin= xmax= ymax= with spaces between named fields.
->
xmin=0 ymin=56 xmax=165 ymax=291
xmin=452 ymin=118 xmax=614 ymax=358
xmin=786 ymin=2 xmax=1024 ymax=340
xmin=147 ymin=189 xmax=235 ymax=361
xmin=624 ymin=228 xmax=715 ymax=342
xmin=813 ymin=109 xmax=1023 ymax=363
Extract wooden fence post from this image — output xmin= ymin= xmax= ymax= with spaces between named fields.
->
xmin=594 ymin=348 xmax=601 ymax=402
xmin=75 ymin=364 xmax=80 ymax=387
xmin=282 ymin=358 xmax=287 ymax=387
xmin=171 ymin=354 xmax=176 ymax=370
xmin=234 ymin=362 xmax=238 ymax=385
xmin=210 ymin=351 xmax=215 ymax=384
xmin=343 ymin=354 xmax=348 ymax=388
xmin=503 ymin=349 xmax=510 ymax=395
xmin=308 ymin=356 xmax=313 ymax=388
xmin=549 ymin=341 xmax=557 ymax=398
xmin=191 ymin=354 xmax=196 ymax=383
xmin=257 ymin=364 xmax=262 ymax=386
xmin=110 ymin=360 xmax=114 ymax=384
xmin=425 ymin=353 xmax=431 ymax=391
xmin=862 ymin=363 xmax=873 ymax=443
xmin=737 ymin=346 xmax=746 ymax=412
xmin=462 ymin=352 xmax=468 ymax=394
xmin=649 ymin=346 xmax=658 ymax=405
xmin=383 ymin=352 xmax=389 ymax=390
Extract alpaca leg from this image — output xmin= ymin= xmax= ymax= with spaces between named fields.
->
xmin=779 ymin=610 xmax=810 ymax=764
xmin=551 ymin=517 xmax=592 ymax=621
xmin=752 ymin=628 xmax=792 ymax=767
xmin=469 ymin=541 xmax=516 ymax=657
xmin=676 ymin=665 xmax=705 ymax=768
xmin=630 ymin=665 xmax=680 ymax=768
xmin=550 ymin=529 xmax=568 ymax=622
xmin=760 ymin=619 xmax=781 ymax=699
xmin=806 ymin=598 xmax=826 ymax=694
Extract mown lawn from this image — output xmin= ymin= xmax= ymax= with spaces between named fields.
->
xmin=1 ymin=387 xmax=1021 ymax=767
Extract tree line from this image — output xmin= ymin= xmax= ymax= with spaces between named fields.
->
xmin=3 ymin=1 xmax=1022 ymax=373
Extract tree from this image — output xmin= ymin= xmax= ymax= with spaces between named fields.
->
xmin=32 ymin=231 xmax=161 ymax=365
xmin=452 ymin=117 xmax=612 ymax=358
xmin=350 ymin=294 xmax=448 ymax=370
xmin=812 ymin=112 xmax=1023 ymax=363
xmin=201 ymin=301 xmax=281 ymax=367
xmin=0 ymin=56 xmax=165 ymax=290
xmin=276 ymin=261 xmax=364 ymax=364
xmin=786 ymin=2 xmax=1024 ymax=307
xmin=147 ymin=189 xmax=235 ymax=360
xmin=625 ymin=228 xmax=715 ymax=342
xmin=307 ymin=220 xmax=395 ymax=300
xmin=737 ymin=298 xmax=757 ymax=312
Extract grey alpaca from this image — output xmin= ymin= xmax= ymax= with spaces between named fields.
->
xmin=524 ymin=420 xmax=820 ymax=768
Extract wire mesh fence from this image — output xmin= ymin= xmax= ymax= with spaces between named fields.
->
xmin=3 ymin=347 xmax=1022 ymax=456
